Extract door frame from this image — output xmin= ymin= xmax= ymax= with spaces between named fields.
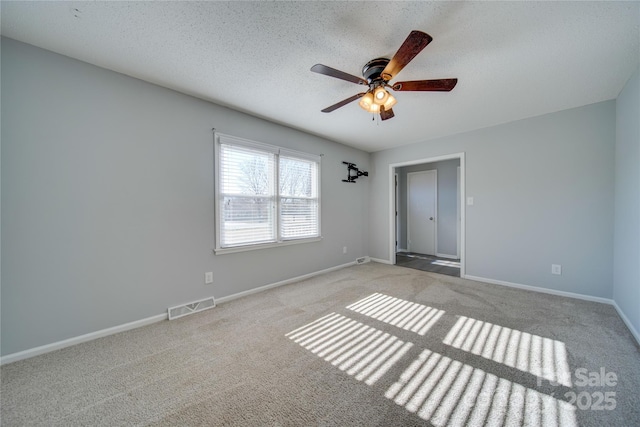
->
xmin=389 ymin=152 xmax=466 ymax=277
xmin=407 ymin=170 xmax=438 ymax=255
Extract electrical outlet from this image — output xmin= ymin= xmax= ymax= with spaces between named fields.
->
xmin=343 ymin=246 xmax=347 ymax=254
xmin=551 ymin=264 xmax=562 ymax=275
xmin=205 ymin=272 xmax=213 ymax=284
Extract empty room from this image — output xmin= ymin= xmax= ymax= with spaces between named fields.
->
xmin=1 ymin=2 xmax=639 ymax=426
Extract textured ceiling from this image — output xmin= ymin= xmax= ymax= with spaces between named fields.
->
xmin=2 ymin=1 xmax=639 ymax=152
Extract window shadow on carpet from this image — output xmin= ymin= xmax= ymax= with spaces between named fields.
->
xmin=287 ymin=292 xmax=577 ymax=427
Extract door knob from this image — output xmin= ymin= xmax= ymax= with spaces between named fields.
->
xmin=429 ymin=217 xmax=434 ymax=220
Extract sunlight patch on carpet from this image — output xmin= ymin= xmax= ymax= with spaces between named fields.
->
xmin=431 ymin=259 xmax=461 ymax=268
xmin=346 ymin=293 xmax=445 ymax=335
xmin=385 ymin=349 xmax=577 ymax=427
xmin=286 ymin=313 xmax=413 ymax=385
xmin=286 ymin=298 xmax=576 ymax=426
xmin=443 ymin=316 xmax=572 ymax=387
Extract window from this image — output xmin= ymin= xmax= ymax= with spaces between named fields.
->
xmin=215 ymin=133 xmax=321 ymax=253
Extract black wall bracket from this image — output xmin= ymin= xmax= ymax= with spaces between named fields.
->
xmin=342 ymin=162 xmax=368 ymax=183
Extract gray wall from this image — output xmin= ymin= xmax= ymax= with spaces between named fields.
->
xmin=613 ymin=66 xmax=640 ymax=336
xmin=370 ymin=101 xmax=616 ymax=298
xmin=1 ymin=38 xmax=370 ymax=356
xmin=397 ymin=159 xmax=460 ymax=256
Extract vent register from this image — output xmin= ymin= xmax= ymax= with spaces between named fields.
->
xmin=168 ymin=297 xmax=215 ymax=320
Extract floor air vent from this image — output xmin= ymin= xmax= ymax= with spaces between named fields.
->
xmin=356 ymin=257 xmax=370 ymax=264
xmin=168 ymin=297 xmax=215 ymax=320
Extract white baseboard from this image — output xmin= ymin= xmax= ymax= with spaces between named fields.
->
xmin=611 ymin=300 xmax=640 ymax=345
xmin=216 ymin=261 xmax=356 ymax=304
xmin=436 ymin=253 xmax=459 ymax=260
xmin=1 ymin=261 xmax=358 ymax=366
xmin=0 ymin=313 xmax=167 ymax=365
xmin=463 ymin=274 xmax=613 ymax=304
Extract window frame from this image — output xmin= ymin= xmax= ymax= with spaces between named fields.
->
xmin=214 ymin=133 xmax=321 ymax=254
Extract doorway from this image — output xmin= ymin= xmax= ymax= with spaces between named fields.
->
xmin=389 ymin=153 xmax=465 ymax=278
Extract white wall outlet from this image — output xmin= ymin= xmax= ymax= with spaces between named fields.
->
xmin=467 ymin=197 xmax=474 ymax=206
xmin=551 ymin=264 xmax=562 ymax=275
xmin=205 ymin=272 xmax=214 ymax=284
xmin=343 ymin=246 xmax=347 ymax=254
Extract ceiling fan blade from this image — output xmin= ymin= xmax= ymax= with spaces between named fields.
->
xmin=311 ymin=64 xmax=368 ymax=85
xmin=321 ymin=93 xmax=366 ymax=113
xmin=381 ymin=30 xmax=433 ymax=81
xmin=380 ymin=106 xmax=395 ymax=121
xmin=392 ymin=79 xmax=458 ymax=92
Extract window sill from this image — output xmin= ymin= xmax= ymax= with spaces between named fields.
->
xmin=214 ymin=236 xmax=322 ymax=255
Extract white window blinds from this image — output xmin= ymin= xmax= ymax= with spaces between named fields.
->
xmin=215 ymin=134 xmax=321 ymax=252
xmin=279 ymin=154 xmax=319 ymax=240
xmin=219 ymin=143 xmax=276 ymax=247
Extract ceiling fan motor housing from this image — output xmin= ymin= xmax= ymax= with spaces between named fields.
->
xmin=362 ymin=58 xmax=390 ymax=84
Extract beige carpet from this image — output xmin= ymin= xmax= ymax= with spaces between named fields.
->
xmin=1 ymin=262 xmax=639 ymax=426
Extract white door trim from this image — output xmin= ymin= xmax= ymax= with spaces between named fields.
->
xmin=389 ymin=152 xmax=466 ymax=277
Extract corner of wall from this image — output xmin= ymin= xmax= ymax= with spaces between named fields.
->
xmin=612 ymin=65 xmax=640 ymax=343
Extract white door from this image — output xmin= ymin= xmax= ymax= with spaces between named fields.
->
xmin=457 ymin=166 xmax=461 ymax=258
xmin=407 ymin=170 xmax=437 ymax=255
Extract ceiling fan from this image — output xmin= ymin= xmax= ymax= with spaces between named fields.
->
xmin=311 ymin=30 xmax=457 ymax=121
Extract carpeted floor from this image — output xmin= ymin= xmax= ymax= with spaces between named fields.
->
xmin=1 ymin=262 xmax=639 ymax=426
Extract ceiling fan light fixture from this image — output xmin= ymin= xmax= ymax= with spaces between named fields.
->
xmin=373 ymin=86 xmax=390 ymax=105
xmin=383 ymin=93 xmax=397 ymax=110
xmin=359 ymin=89 xmax=391 ymax=114
xmin=359 ymin=91 xmax=375 ymax=111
